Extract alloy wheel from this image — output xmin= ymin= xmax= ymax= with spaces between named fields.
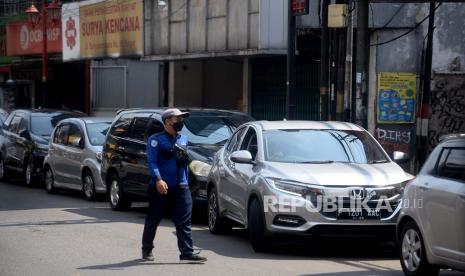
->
xmin=110 ymin=180 xmax=120 ymax=206
xmin=45 ymin=169 xmax=54 ymax=191
xmin=25 ymin=163 xmax=32 ymax=185
xmin=208 ymin=192 xmax=218 ymax=229
xmin=0 ymin=159 xmax=4 ymax=180
xmin=84 ymin=175 xmax=94 ymax=199
xmin=402 ymin=229 xmax=422 ymax=272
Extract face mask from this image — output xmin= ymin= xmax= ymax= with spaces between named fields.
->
xmin=172 ymin=121 xmax=184 ymax=132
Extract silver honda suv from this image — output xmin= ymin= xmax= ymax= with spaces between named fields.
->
xmin=207 ymin=121 xmax=413 ymax=251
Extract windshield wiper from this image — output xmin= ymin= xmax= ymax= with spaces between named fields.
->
xmin=300 ymin=160 xmax=335 ymax=164
xmin=369 ymin=160 xmax=389 ymax=164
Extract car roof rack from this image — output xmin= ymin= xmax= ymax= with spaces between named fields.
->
xmin=439 ymin=133 xmax=465 ymax=142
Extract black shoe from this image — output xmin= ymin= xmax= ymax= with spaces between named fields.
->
xmin=180 ymin=253 xmax=207 ymax=263
xmin=142 ymin=251 xmax=154 ymax=261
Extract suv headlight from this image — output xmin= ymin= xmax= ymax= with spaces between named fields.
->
xmin=266 ymin=178 xmax=325 ymax=198
xmin=189 ymin=160 xmax=212 ymax=178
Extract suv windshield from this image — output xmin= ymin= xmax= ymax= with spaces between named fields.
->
xmin=31 ymin=113 xmax=79 ymax=137
xmin=181 ymin=115 xmax=252 ymax=145
xmin=264 ymin=129 xmax=389 ymax=164
xmin=86 ymin=122 xmax=112 ymax=146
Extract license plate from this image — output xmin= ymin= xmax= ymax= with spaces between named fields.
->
xmin=337 ymin=208 xmax=381 ymax=220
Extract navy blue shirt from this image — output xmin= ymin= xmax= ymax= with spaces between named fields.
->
xmin=147 ymin=132 xmax=189 ymax=187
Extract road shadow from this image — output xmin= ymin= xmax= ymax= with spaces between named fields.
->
xmin=78 ymin=258 xmax=205 ymax=270
xmin=191 ymin=226 xmax=398 ymax=260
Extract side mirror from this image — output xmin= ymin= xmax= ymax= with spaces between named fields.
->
xmin=230 ymin=150 xmax=253 ymax=164
xmin=19 ymin=129 xmax=30 ymax=139
xmin=393 ymin=151 xmax=409 ymax=164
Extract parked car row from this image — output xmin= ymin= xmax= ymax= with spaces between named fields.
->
xmin=206 ymin=124 xmax=465 ymax=275
xmin=0 ymin=109 xmax=86 ymax=186
xmin=0 ymin=107 xmax=463 ymax=275
xmin=101 ymin=108 xmax=254 ymax=210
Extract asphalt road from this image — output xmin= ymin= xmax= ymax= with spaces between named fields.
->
xmin=0 ymin=180 xmax=463 ymax=276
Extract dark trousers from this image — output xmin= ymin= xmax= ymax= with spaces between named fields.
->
xmin=142 ymin=185 xmax=194 ymax=257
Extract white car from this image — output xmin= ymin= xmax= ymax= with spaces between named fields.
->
xmin=397 ymin=134 xmax=465 ymax=275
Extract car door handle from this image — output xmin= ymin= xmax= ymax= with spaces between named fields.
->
xmin=117 ymin=146 xmax=125 ymax=151
xmin=419 ymin=186 xmax=429 ymax=191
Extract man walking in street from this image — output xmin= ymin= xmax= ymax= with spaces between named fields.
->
xmin=142 ymin=108 xmax=207 ymax=263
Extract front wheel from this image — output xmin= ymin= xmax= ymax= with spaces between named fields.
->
xmin=0 ymin=157 xmax=9 ymax=182
xmin=248 ymin=198 xmax=270 ymax=252
xmin=44 ymin=166 xmax=57 ymax=194
xmin=24 ymin=160 xmax=36 ymax=188
xmin=208 ymin=187 xmax=232 ymax=234
xmin=108 ymin=174 xmax=131 ymax=211
xmin=400 ymin=221 xmax=439 ymax=276
xmin=83 ymin=171 xmax=97 ymax=201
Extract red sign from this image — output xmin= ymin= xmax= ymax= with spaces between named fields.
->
xmin=6 ymin=19 xmax=62 ymax=56
xmin=291 ymin=0 xmax=309 ymax=16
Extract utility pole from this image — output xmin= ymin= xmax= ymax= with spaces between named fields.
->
xmin=320 ymin=0 xmax=330 ymax=121
xmin=355 ymin=0 xmax=369 ymax=128
xmin=418 ymin=0 xmax=436 ymax=165
xmin=286 ymin=0 xmax=297 ymax=120
xmin=344 ymin=0 xmax=354 ymax=122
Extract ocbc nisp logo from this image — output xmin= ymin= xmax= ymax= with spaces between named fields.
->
xmin=20 ymin=25 xmax=29 ymax=50
xmin=65 ymin=17 xmax=77 ymax=50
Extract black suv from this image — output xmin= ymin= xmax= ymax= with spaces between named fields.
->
xmin=101 ymin=108 xmax=253 ymax=211
xmin=0 ymin=109 xmax=85 ymax=186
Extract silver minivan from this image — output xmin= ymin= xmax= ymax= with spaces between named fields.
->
xmin=208 ymin=121 xmax=413 ymax=251
xmin=397 ymin=134 xmax=465 ymax=275
xmin=43 ymin=117 xmax=112 ymax=200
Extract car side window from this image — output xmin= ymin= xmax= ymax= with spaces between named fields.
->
xmin=109 ymin=113 xmax=134 ymax=138
xmin=54 ymin=124 xmax=70 ymax=145
xmin=3 ymin=112 xmax=14 ymax=127
xmin=146 ymin=118 xmax=164 ymax=141
xmin=240 ymin=128 xmax=258 ymax=160
xmin=130 ymin=116 xmax=151 ymax=142
xmin=226 ymin=127 xmax=246 ymax=153
xmin=17 ymin=116 xmax=28 ymax=133
xmin=67 ymin=124 xmax=83 ymax=148
xmin=437 ymin=147 xmax=465 ymax=182
xmin=8 ymin=115 xmax=22 ymax=133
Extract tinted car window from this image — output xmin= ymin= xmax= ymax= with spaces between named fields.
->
xmin=264 ymin=129 xmax=389 ymax=164
xmin=86 ymin=122 xmax=111 ymax=146
xmin=54 ymin=124 xmax=70 ymax=145
xmin=437 ymin=148 xmax=465 ymax=182
xmin=17 ymin=117 xmax=28 ymax=133
xmin=131 ymin=116 xmax=150 ymax=142
xmin=67 ymin=124 xmax=83 ymax=148
xmin=226 ymin=127 xmax=246 ymax=153
xmin=8 ymin=115 xmax=22 ymax=133
xmin=31 ymin=113 xmax=80 ymax=137
xmin=181 ymin=115 xmax=251 ymax=145
xmin=3 ymin=113 xmax=14 ymax=127
xmin=109 ymin=113 xmax=134 ymax=138
xmin=146 ymin=118 xmax=164 ymax=140
xmin=240 ymin=128 xmax=258 ymax=160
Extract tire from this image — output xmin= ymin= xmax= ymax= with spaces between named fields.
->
xmin=82 ymin=170 xmax=97 ymax=201
xmin=0 ymin=157 xmax=9 ymax=182
xmin=248 ymin=198 xmax=270 ymax=252
xmin=108 ymin=173 xmax=131 ymax=211
xmin=44 ymin=166 xmax=57 ymax=194
xmin=208 ymin=187 xmax=232 ymax=234
xmin=399 ymin=221 xmax=440 ymax=276
xmin=24 ymin=159 xmax=36 ymax=188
